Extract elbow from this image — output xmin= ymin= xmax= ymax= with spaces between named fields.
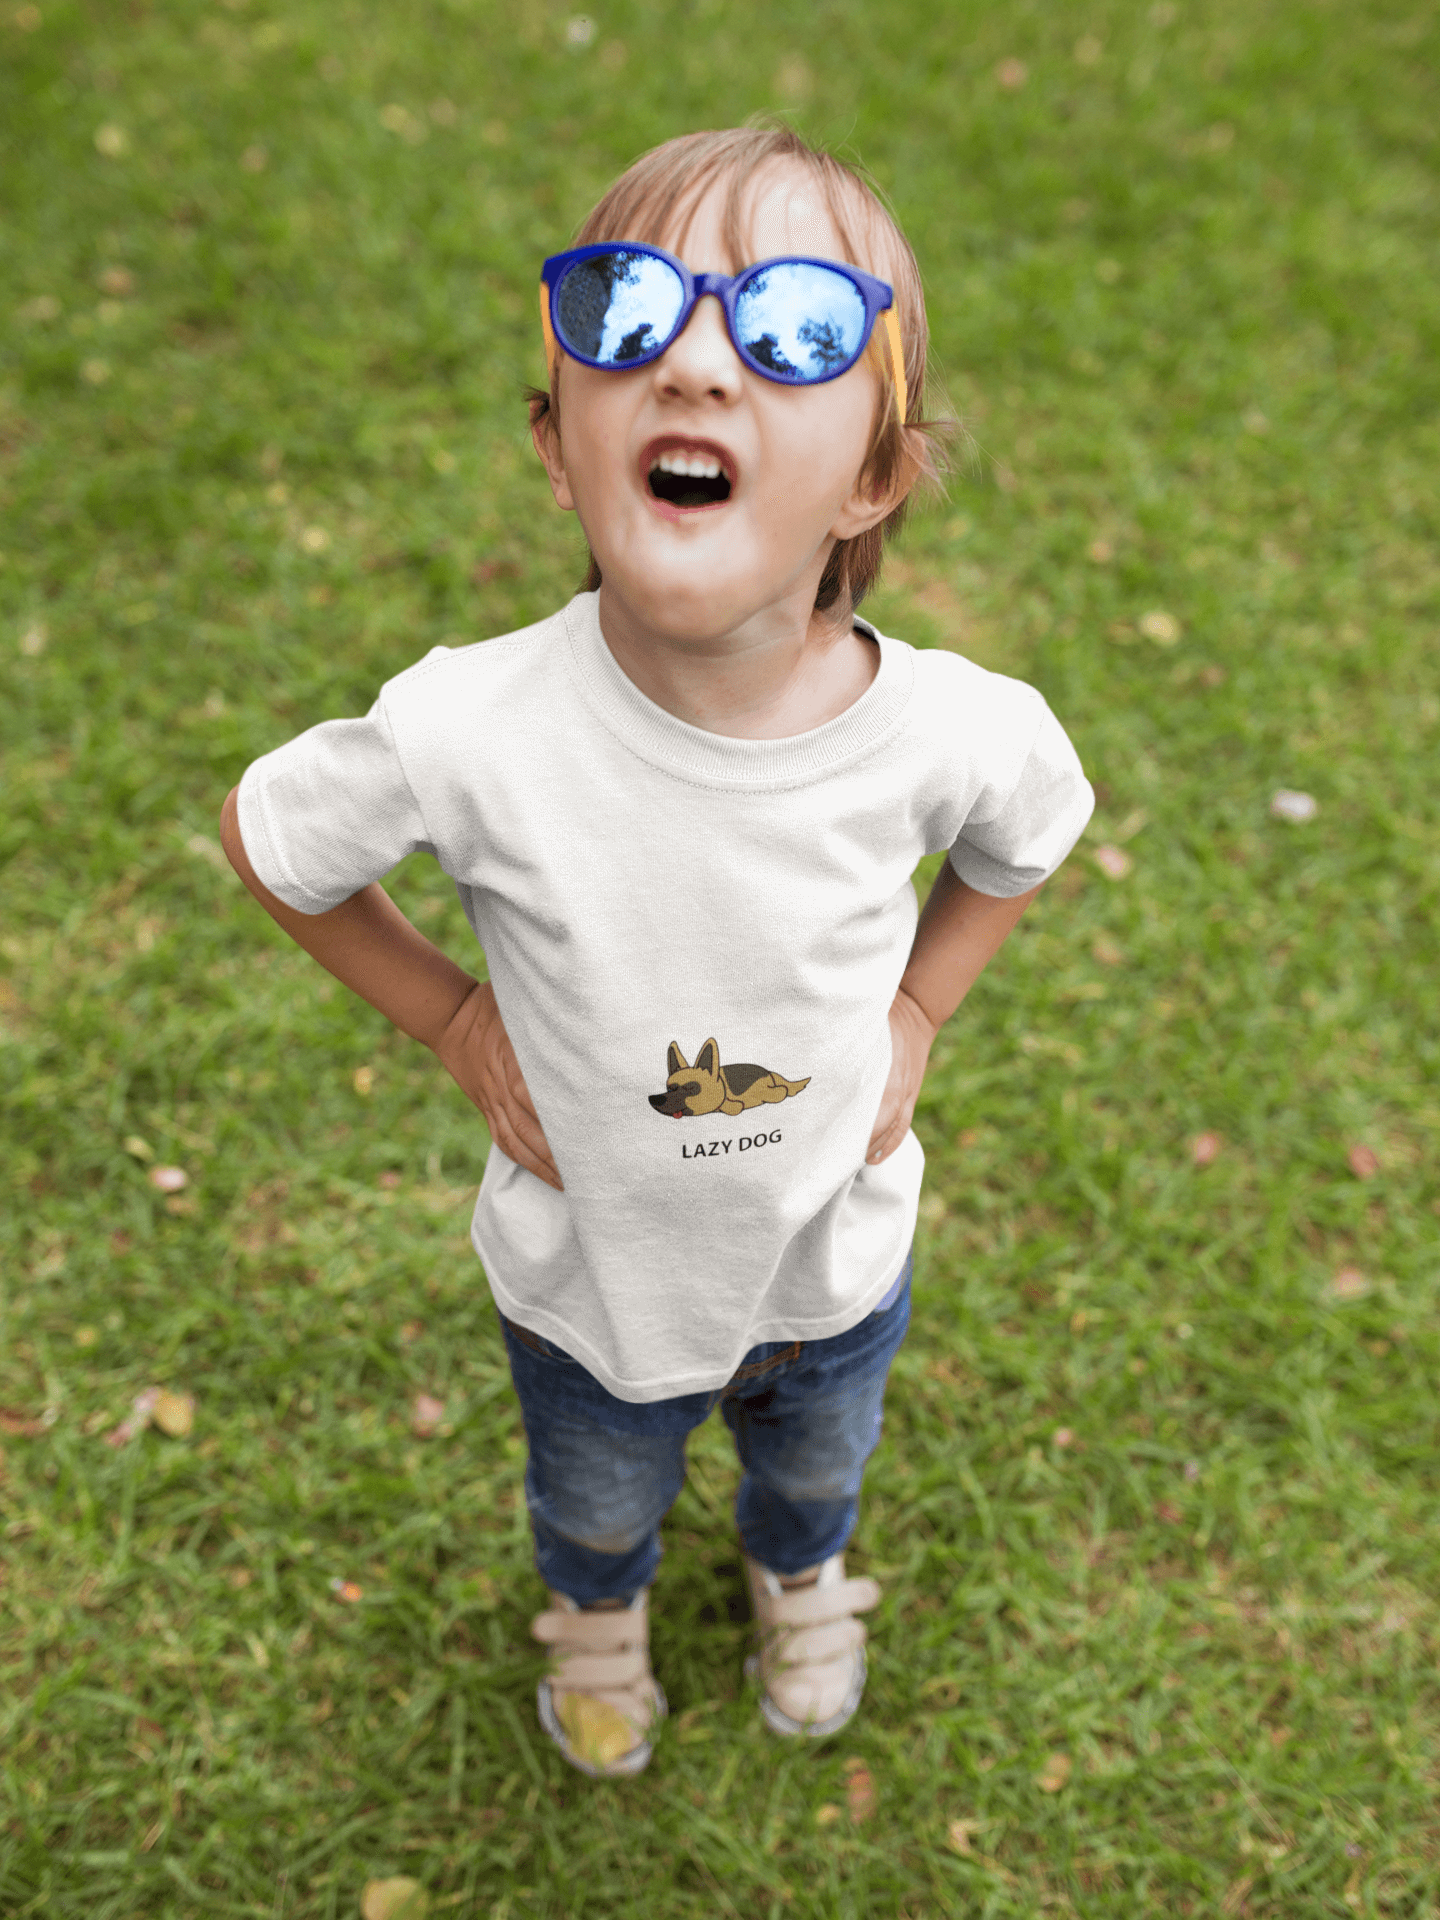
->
xmin=219 ymin=787 xmax=248 ymax=880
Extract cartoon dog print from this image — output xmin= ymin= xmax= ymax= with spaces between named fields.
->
xmin=648 ymin=1039 xmax=810 ymax=1119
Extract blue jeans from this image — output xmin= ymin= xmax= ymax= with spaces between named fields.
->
xmin=499 ymin=1254 xmax=912 ymax=1607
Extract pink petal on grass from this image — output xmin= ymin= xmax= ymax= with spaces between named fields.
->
xmin=1053 ymin=1427 xmax=1074 ymax=1449
xmin=1094 ymin=845 xmax=1132 ymax=880
xmin=330 ymin=1577 xmax=364 ymax=1603
xmin=105 ymin=1387 xmax=158 ymax=1447
xmin=148 ymin=1165 xmax=187 ymax=1192
xmin=410 ymin=1393 xmax=446 ymax=1437
xmin=843 ymin=1758 xmax=876 ymax=1821
xmin=996 ymin=57 xmax=1028 ymax=88
xmin=1329 ymin=1267 xmax=1370 ymax=1301
xmin=1347 ymin=1144 xmax=1379 ymax=1179
xmin=1192 ymin=1131 xmax=1223 ymax=1167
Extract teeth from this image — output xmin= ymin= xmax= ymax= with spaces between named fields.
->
xmin=652 ymin=450 xmax=724 ymax=479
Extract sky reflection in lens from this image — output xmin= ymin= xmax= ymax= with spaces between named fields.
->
xmin=735 ymin=264 xmax=866 ymax=380
xmin=556 ymin=251 xmax=686 ymax=365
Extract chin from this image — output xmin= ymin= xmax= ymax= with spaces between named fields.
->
xmin=602 ymin=562 xmax=761 ymax=642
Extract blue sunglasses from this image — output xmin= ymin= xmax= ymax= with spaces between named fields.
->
xmin=539 ymin=242 xmax=908 ymax=420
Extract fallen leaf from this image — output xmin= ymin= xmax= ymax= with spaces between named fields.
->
xmin=815 ymin=1801 xmax=842 ymax=1825
xmin=410 ymin=1392 xmax=445 ymax=1437
xmin=74 ymin=1325 xmax=98 ymax=1348
xmin=844 ymin=1758 xmax=876 ymax=1820
xmin=947 ymin=1817 xmax=978 ymax=1854
xmin=361 ymin=1879 xmax=430 ymax=1920
xmin=0 ymin=1408 xmax=48 ymax=1437
xmin=995 ymin=56 xmax=1028 ymax=87
xmin=140 ymin=1819 xmax=163 ymax=1852
xmin=1328 ymin=1266 xmax=1369 ymax=1301
xmin=1094 ymin=845 xmax=1132 ymax=880
xmin=1087 ymin=538 xmax=1113 ymax=562
xmin=330 ymin=1577 xmax=364 ymax=1603
xmin=1091 ymin=935 xmax=1125 ymax=966
xmin=398 ymin=1319 xmax=424 ymax=1344
xmin=353 ymin=1065 xmax=374 ymax=1096
xmin=152 ymin=1390 xmax=195 ymax=1438
xmin=1155 ymin=1500 xmax=1183 ymax=1524
xmin=1270 ymin=789 xmax=1317 ymax=823
xmin=1139 ymin=609 xmax=1182 ymax=646
xmin=99 ymin=265 xmax=135 ymax=296
xmin=1036 ymin=1751 xmax=1072 ymax=1792
xmin=149 ymin=1165 xmax=187 ymax=1192
xmin=1347 ymin=1144 xmax=1379 ymax=1179
xmin=1192 ymin=1131 xmax=1223 ymax=1167
xmin=124 ymin=1135 xmax=154 ymax=1161
xmin=555 ymin=1690 xmax=636 ymax=1769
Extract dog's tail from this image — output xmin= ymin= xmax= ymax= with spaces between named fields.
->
xmin=783 ymin=1076 xmax=810 ymax=1097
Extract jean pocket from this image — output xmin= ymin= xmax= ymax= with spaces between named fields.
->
xmin=502 ymin=1316 xmax=579 ymax=1366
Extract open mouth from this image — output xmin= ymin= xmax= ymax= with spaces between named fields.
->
xmin=645 ymin=446 xmax=733 ymax=510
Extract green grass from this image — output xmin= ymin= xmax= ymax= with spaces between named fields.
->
xmin=3 ymin=0 xmax=1439 ymax=1913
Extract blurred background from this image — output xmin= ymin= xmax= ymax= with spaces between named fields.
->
xmin=2 ymin=0 xmax=1437 ymax=1913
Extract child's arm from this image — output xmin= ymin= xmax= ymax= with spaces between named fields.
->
xmin=866 ymin=861 xmax=1042 ymax=1166
xmin=219 ymin=788 xmax=563 ymax=1190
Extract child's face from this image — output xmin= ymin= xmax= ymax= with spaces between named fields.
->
xmin=533 ymin=168 xmax=898 ymax=644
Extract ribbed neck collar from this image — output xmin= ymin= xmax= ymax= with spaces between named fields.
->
xmin=561 ymin=591 xmax=913 ymax=788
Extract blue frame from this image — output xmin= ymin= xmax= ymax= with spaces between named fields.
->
xmin=540 ymin=241 xmax=897 ymax=388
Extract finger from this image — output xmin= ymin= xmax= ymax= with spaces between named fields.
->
xmin=499 ymin=1048 xmax=547 ymax=1129
xmin=490 ymin=1107 xmax=564 ymax=1190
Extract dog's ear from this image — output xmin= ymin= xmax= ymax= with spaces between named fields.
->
xmin=695 ymin=1038 xmax=719 ymax=1078
xmin=667 ymin=1042 xmax=688 ymax=1076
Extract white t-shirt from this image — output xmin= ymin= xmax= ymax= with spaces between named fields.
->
xmin=237 ymin=592 xmax=1093 ymax=1401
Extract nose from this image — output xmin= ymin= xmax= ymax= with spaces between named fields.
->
xmin=651 ymin=293 xmax=743 ymax=406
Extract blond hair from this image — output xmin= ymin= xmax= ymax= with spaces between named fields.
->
xmin=529 ymin=125 xmax=950 ymax=614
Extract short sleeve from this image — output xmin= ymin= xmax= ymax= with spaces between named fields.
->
xmin=236 ymin=698 xmax=435 ymax=914
xmin=947 ymin=700 xmax=1094 ymax=897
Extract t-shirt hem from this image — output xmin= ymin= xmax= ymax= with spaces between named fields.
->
xmin=473 ymin=1218 xmax=917 ymax=1405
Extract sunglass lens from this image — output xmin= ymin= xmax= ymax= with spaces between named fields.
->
xmin=733 ymin=263 xmax=868 ymax=381
xmin=555 ymin=249 xmax=686 ymax=366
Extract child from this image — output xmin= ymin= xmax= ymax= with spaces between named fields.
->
xmin=221 ymin=126 xmax=1094 ymax=1779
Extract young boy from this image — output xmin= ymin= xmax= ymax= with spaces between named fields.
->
xmin=221 ymin=126 xmax=1093 ymax=1779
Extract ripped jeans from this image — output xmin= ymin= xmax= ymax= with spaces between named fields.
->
xmin=499 ymin=1253 xmax=911 ymax=1607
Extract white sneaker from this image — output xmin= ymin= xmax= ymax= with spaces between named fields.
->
xmin=531 ymin=1589 xmax=667 ymax=1778
xmin=743 ymin=1553 xmax=881 ymax=1738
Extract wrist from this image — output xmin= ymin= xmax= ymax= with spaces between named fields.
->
xmin=895 ymin=982 xmax=943 ymax=1040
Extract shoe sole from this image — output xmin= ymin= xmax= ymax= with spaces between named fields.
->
xmin=745 ymin=1646 xmax=868 ymax=1740
xmin=536 ymin=1678 xmax=668 ymax=1779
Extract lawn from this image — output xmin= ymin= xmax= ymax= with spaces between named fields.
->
xmin=2 ymin=0 xmax=1439 ymax=1913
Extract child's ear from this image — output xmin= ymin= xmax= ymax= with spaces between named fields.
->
xmin=530 ymin=405 xmax=577 ymax=513
xmin=694 ymin=1039 xmax=719 ymax=1077
xmin=667 ymin=1042 xmax=688 ymax=1076
xmin=828 ymin=435 xmax=923 ymax=543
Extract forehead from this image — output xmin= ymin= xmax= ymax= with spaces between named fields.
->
xmin=649 ymin=163 xmax=866 ymax=276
